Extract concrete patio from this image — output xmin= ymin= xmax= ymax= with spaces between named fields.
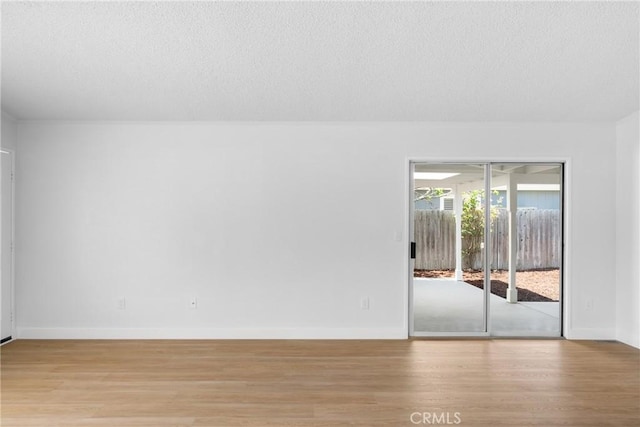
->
xmin=413 ymin=278 xmax=561 ymax=336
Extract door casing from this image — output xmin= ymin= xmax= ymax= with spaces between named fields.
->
xmin=1 ymin=149 xmax=16 ymax=344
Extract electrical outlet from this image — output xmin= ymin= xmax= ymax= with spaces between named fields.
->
xmin=117 ymin=297 xmax=126 ymax=310
xmin=189 ymin=297 xmax=198 ymax=309
xmin=360 ymin=297 xmax=370 ymax=310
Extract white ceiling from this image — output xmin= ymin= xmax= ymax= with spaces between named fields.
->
xmin=1 ymin=1 xmax=638 ymax=121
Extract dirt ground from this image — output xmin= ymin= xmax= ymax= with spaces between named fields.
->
xmin=414 ymin=269 xmax=560 ymax=302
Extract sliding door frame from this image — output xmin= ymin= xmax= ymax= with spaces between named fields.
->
xmin=406 ymin=157 xmax=570 ymax=338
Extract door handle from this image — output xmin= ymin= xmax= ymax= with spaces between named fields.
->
xmin=410 ymin=242 xmax=416 ymax=259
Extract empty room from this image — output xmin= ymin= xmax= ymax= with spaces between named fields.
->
xmin=1 ymin=1 xmax=639 ymax=426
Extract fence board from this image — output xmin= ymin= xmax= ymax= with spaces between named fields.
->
xmin=414 ymin=210 xmax=456 ymax=270
xmin=415 ymin=209 xmax=561 ymax=270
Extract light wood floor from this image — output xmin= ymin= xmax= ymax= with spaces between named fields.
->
xmin=1 ymin=339 xmax=638 ymax=426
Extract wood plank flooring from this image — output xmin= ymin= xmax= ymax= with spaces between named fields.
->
xmin=1 ymin=339 xmax=638 ymax=426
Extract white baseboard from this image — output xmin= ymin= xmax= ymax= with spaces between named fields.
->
xmin=564 ymin=327 xmax=617 ymax=340
xmin=616 ymin=330 xmax=640 ymax=349
xmin=16 ymin=327 xmax=407 ymax=340
xmin=17 ymin=327 xmax=630 ymax=343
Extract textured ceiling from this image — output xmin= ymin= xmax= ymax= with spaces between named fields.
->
xmin=1 ymin=1 xmax=638 ymax=121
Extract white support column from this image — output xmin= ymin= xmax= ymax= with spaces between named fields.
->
xmin=506 ymin=174 xmax=518 ymax=303
xmin=454 ymin=185 xmax=463 ymax=281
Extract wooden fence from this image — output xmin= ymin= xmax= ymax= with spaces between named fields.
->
xmin=414 ymin=209 xmax=561 ymax=271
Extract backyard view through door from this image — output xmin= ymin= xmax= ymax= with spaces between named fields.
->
xmin=411 ymin=162 xmax=562 ymax=337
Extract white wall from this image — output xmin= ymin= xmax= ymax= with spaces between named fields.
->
xmin=616 ymin=111 xmax=640 ymax=348
xmin=1 ymin=112 xmax=18 ymax=150
xmin=14 ymin=121 xmax=617 ymax=339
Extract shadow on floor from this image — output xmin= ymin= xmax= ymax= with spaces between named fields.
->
xmin=465 ymin=279 xmax=555 ymax=302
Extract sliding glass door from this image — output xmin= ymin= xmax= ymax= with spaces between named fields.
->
xmin=411 ymin=163 xmax=488 ymax=334
xmin=410 ymin=162 xmax=563 ymax=337
xmin=488 ymin=164 xmax=562 ymax=336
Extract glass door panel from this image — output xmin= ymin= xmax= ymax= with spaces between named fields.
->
xmin=488 ymin=163 xmax=562 ymax=336
xmin=412 ymin=163 xmax=487 ymax=334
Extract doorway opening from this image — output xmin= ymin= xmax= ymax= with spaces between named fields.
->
xmin=409 ymin=162 xmax=563 ymax=337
